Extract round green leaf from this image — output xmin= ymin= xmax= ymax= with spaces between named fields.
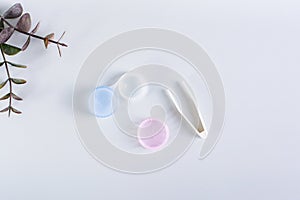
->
xmin=1 ymin=44 xmax=21 ymax=55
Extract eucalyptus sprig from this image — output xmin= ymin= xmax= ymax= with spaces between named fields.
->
xmin=0 ymin=3 xmax=67 ymax=116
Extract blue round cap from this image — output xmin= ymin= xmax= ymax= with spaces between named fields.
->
xmin=93 ymin=86 xmax=114 ymax=118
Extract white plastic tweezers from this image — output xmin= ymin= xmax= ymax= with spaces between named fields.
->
xmin=166 ymin=81 xmax=207 ymax=139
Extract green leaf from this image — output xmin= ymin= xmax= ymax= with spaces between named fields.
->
xmin=11 ymin=78 xmax=26 ymax=84
xmin=11 ymin=107 xmax=22 ymax=114
xmin=0 ymin=107 xmax=9 ymax=113
xmin=11 ymin=93 xmax=22 ymax=101
xmin=1 ymin=43 xmax=22 ymax=55
xmin=7 ymin=61 xmax=27 ymax=68
xmin=0 ymin=93 xmax=10 ymax=100
xmin=0 ymin=80 xmax=8 ymax=89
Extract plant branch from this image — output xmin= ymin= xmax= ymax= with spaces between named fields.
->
xmin=0 ymin=16 xmax=68 ymax=47
xmin=0 ymin=45 xmax=12 ymax=117
xmin=0 ymin=3 xmax=68 ymax=117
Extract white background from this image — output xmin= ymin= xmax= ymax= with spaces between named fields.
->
xmin=1 ymin=0 xmax=300 ymax=199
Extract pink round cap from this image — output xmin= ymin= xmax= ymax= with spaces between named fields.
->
xmin=137 ymin=118 xmax=169 ymax=150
